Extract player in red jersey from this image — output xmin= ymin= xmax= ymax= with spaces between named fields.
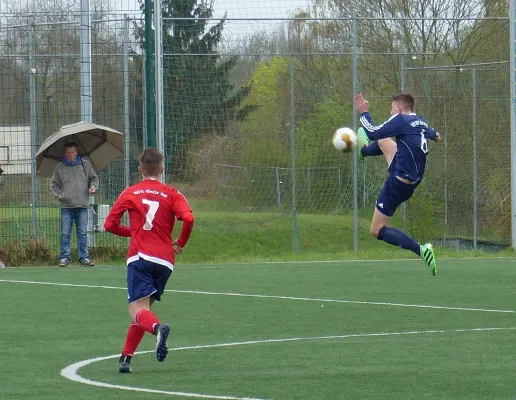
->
xmin=104 ymin=147 xmax=194 ymax=373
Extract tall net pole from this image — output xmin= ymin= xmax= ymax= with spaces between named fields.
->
xmin=352 ymin=14 xmax=359 ymax=252
xmin=80 ymin=0 xmax=92 ymax=123
xmin=511 ymin=0 xmax=516 ymax=248
xmin=155 ymin=0 xmax=164 ymax=158
xmin=145 ymin=0 xmax=155 ymax=148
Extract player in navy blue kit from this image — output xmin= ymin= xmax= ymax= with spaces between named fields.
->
xmin=354 ymin=93 xmax=440 ymax=275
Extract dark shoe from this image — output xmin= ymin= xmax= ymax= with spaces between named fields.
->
xmin=118 ymin=355 xmax=132 ymax=373
xmin=155 ymin=324 xmax=170 ymax=362
xmin=59 ymin=258 xmax=70 ymax=267
xmin=79 ymin=258 xmax=94 ymax=267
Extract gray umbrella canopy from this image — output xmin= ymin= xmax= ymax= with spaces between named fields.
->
xmin=36 ymin=121 xmax=124 ymax=177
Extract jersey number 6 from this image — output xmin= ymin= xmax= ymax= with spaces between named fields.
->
xmin=420 ymin=131 xmax=429 ymax=154
xmin=142 ymin=199 xmax=160 ymax=230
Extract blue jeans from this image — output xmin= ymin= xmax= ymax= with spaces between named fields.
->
xmin=60 ymin=208 xmax=89 ymax=261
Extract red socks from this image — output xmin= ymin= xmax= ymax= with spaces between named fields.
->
xmin=121 ymin=309 xmax=160 ymax=356
xmin=135 ymin=309 xmax=160 ymax=334
xmin=122 ymin=323 xmax=146 ymax=357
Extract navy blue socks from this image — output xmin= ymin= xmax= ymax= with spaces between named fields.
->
xmin=377 ymin=226 xmax=421 ymax=256
xmin=361 ymin=140 xmax=384 ymax=158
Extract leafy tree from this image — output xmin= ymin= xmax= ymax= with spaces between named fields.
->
xmin=238 ymin=56 xmax=292 ymax=166
xmin=136 ymin=0 xmax=254 ymax=179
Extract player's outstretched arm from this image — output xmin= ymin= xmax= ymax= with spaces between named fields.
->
xmin=359 ymin=113 xmax=403 ymax=141
xmin=354 ymin=93 xmax=403 ymax=141
xmin=354 ymin=93 xmax=369 ymax=113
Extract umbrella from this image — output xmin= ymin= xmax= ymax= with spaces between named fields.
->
xmin=36 ymin=121 xmax=124 ymax=177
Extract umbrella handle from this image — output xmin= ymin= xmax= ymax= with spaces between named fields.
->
xmin=89 ymin=204 xmax=99 ymax=216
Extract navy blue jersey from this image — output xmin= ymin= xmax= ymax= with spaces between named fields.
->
xmin=360 ymin=112 xmax=437 ymax=182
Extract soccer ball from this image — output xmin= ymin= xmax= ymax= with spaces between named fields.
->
xmin=332 ymin=127 xmax=357 ymax=152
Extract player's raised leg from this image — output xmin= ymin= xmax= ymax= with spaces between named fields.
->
xmin=129 ymin=297 xmax=171 ymax=362
xmin=155 ymin=323 xmax=170 ymax=362
xmin=129 ymin=259 xmax=174 ymax=363
xmin=371 ymin=207 xmax=420 ymax=256
xmin=371 ymin=209 xmax=436 ymax=275
xmin=371 ymin=175 xmax=436 ymax=275
xmin=358 ymin=128 xmax=397 ymax=166
xmin=357 ymin=127 xmax=371 ymax=160
xmin=130 ymin=298 xmax=159 ymax=333
xmin=358 ymin=127 xmax=381 ymax=161
xmin=378 ymin=138 xmax=397 ymax=166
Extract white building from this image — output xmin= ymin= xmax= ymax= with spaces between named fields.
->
xmin=0 ymin=126 xmax=31 ymax=175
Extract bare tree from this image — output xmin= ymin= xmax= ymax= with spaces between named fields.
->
xmin=0 ymin=0 xmax=131 ymax=141
xmin=306 ymin=0 xmax=509 ymax=92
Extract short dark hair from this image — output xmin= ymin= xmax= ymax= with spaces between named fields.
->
xmin=392 ymin=93 xmax=415 ymax=112
xmin=64 ymin=142 xmax=77 ymax=150
xmin=139 ymin=147 xmax=164 ymax=177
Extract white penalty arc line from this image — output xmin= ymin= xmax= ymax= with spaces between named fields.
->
xmin=61 ymin=327 xmax=516 ymax=400
xmin=0 ymin=278 xmax=514 ymax=314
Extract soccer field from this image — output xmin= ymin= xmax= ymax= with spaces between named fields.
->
xmin=1 ymin=258 xmax=515 ymax=400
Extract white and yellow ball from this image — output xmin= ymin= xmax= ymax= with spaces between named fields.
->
xmin=332 ymin=127 xmax=357 ymax=153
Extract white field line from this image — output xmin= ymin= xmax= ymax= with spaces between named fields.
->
xmin=2 ymin=256 xmax=515 ymax=269
xmin=61 ymin=327 xmax=516 ymax=400
xmin=0 ymin=278 xmax=514 ymax=314
xmin=181 ymin=257 xmax=516 ymax=267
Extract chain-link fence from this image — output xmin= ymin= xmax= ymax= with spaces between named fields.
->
xmin=0 ymin=0 xmax=511 ymax=263
xmin=403 ymin=62 xmax=510 ymax=248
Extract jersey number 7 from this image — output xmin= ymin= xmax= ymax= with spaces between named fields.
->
xmin=142 ymin=199 xmax=160 ymax=230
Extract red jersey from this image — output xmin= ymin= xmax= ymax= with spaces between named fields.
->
xmin=104 ymin=179 xmax=194 ymax=270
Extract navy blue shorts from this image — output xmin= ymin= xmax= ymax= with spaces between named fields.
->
xmin=127 ymin=258 xmax=172 ymax=304
xmin=376 ymin=174 xmax=418 ymax=217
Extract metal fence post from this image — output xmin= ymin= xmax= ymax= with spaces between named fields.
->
xmin=28 ymin=18 xmax=37 ymax=237
xmin=472 ymin=66 xmax=478 ymax=250
xmin=510 ymin=0 xmax=516 ymax=249
xmin=80 ymin=0 xmax=92 ymax=122
xmin=142 ymin=49 xmax=148 ymax=149
xmin=154 ymin=0 xmax=165 ymax=180
xmin=275 ymin=167 xmax=281 ymax=207
xmin=290 ymin=55 xmax=299 ymax=253
xmin=123 ymin=15 xmax=130 ymax=188
xmin=80 ymin=0 xmax=96 ymax=248
xmin=443 ymin=92 xmax=448 ymax=240
xmin=144 ymin=0 xmax=155 ymax=147
xmin=352 ymin=14 xmax=359 ymax=252
xmin=400 ymin=55 xmax=407 ymax=231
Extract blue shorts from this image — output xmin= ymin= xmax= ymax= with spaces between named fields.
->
xmin=376 ymin=174 xmax=419 ymax=217
xmin=127 ymin=258 xmax=172 ymax=304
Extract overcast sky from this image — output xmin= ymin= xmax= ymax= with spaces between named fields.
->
xmin=84 ymin=0 xmax=313 ymax=17
xmin=212 ymin=0 xmax=312 ymax=38
xmin=99 ymin=0 xmax=314 ymax=35
xmin=212 ymin=0 xmax=312 ymax=19
xmin=0 ymin=0 xmax=314 ymax=38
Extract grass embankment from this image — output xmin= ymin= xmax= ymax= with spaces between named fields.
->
xmin=0 ymin=208 xmax=513 ymax=266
